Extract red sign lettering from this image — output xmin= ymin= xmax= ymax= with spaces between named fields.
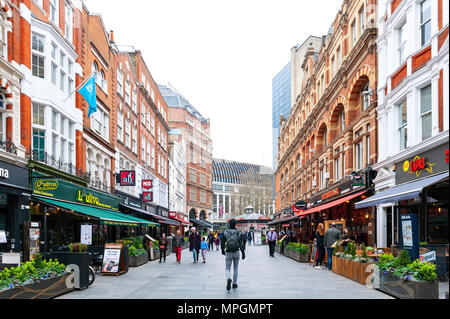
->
xmin=410 ymin=157 xmax=426 ymax=173
xmin=142 ymin=192 xmax=153 ymax=202
xmin=322 ymin=188 xmax=340 ymax=201
xmin=446 ymin=149 xmax=449 ymax=163
xmin=120 ymin=171 xmax=135 ymax=186
xmin=142 ymin=179 xmax=153 ymax=189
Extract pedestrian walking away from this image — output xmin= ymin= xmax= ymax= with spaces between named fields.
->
xmin=221 ymin=219 xmax=245 ymax=291
xmin=315 ymin=223 xmax=325 ymax=269
xmin=200 ymin=237 xmax=208 ymax=263
xmin=207 ymin=231 xmax=215 ymax=251
xmin=214 ymin=235 xmax=220 ymax=250
xmin=172 ymin=229 xmax=184 ymax=263
xmin=324 ymin=223 xmax=342 ymax=269
xmin=266 ymin=228 xmax=277 ymax=257
xmin=189 ymin=227 xmax=201 ymax=263
xmin=159 ymin=233 xmax=168 ymax=263
xmin=247 ymin=231 xmax=252 ymax=245
xmin=240 ymin=231 xmax=247 ymax=251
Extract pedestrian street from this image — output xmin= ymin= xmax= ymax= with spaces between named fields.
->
xmin=57 ymin=244 xmax=392 ymax=299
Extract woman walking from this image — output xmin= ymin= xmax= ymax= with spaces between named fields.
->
xmin=315 ymin=223 xmax=325 ymax=269
xmin=214 ymin=234 xmax=220 ymax=250
xmin=200 ymin=237 xmax=208 ymax=263
xmin=189 ymin=227 xmax=201 ymax=263
xmin=159 ymin=233 xmax=169 ymax=263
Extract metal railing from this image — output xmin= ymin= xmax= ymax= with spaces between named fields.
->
xmin=0 ymin=139 xmax=18 ymax=155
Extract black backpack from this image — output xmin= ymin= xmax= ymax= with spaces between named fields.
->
xmin=224 ymin=229 xmax=240 ymax=252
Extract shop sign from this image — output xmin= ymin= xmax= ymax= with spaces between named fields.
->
xmin=142 ymin=191 xmax=153 ymax=202
xmin=169 ymin=211 xmax=177 ymax=218
xmin=142 ymin=180 xmax=153 ymax=189
xmin=321 ymin=188 xmax=340 ymax=201
xmin=420 ymin=251 xmax=436 ymax=263
xmin=0 ymin=161 xmax=29 ymax=188
xmin=396 ymin=143 xmax=449 ymax=184
xmin=119 ymin=171 xmax=136 ymax=186
xmin=101 ymin=244 xmax=122 ymax=274
xmin=32 ymin=173 xmax=119 ymax=211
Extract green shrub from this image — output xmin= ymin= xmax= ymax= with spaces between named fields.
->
xmin=406 ymin=260 xmax=437 ymax=282
xmin=128 ymin=245 xmax=146 ymax=257
xmin=286 ymin=243 xmax=309 ymax=254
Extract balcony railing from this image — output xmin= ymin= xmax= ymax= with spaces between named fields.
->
xmin=0 ymin=140 xmax=18 ymax=155
xmin=26 ymin=150 xmax=90 ymax=180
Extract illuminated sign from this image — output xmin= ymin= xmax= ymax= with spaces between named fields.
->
xmin=120 ymin=171 xmax=136 ymax=186
xmin=322 ymin=188 xmax=339 ymax=201
xmin=142 ymin=192 xmax=153 ymax=202
xmin=142 ymin=179 xmax=153 ymax=189
xmin=402 ymin=156 xmax=436 ymax=177
xmin=34 ymin=179 xmax=59 ymax=191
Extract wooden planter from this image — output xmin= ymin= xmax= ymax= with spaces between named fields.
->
xmin=284 ymin=248 xmax=309 ymax=262
xmin=128 ymin=252 xmax=149 ymax=267
xmin=377 ymin=271 xmax=439 ymax=299
xmin=332 ymin=256 xmax=373 ymax=285
xmin=0 ymin=274 xmax=72 ymax=299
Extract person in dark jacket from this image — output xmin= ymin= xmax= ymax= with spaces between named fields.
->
xmin=207 ymin=231 xmax=215 ymax=251
xmin=324 ymin=223 xmax=342 ymax=269
xmin=247 ymin=231 xmax=252 ymax=245
xmin=159 ymin=233 xmax=169 ymax=263
xmin=342 ymin=227 xmax=355 ymax=250
xmin=221 ymin=219 xmax=245 ymax=291
xmin=315 ymin=223 xmax=325 ymax=269
xmin=172 ymin=230 xmax=184 ymax=263
xmin=189 ymin=227 xmax=201 ymax=263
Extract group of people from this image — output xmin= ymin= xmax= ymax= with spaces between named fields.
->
xmin=314 ymin=223 xmax=354 ymax=269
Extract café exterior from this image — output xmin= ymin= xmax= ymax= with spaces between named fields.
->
xmin=29 ymin=173 xmax=157 ymax=258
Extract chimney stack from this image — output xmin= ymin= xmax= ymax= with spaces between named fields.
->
xmin=110 ymin=30 xmax=114 ymax=42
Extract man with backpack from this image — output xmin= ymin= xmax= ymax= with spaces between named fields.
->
xmin=221 ymin=219 xmax=245 ymax=291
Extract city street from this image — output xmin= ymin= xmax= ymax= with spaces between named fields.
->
xmin=58 ymin=245 xmax=392 ymax=299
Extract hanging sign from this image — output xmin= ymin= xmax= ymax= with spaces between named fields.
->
xmin=142 ymin=179 xmax=153 ymax=189
xmin=120 ymin=171 xmax=136 ymax=186
xmin=142 ymin=191 xmax=153 ymax=202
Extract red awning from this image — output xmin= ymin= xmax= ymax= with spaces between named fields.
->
xmin=300 ymin=190 xmax=368 ymax=217
xmin=281 ymin=224 xmax=290 ymax=227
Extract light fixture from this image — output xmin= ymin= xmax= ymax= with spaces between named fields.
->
xmin=46 ymin=213 xmax=50 ymax=216
xmin=361 ymin=195 xmax=366 ymax=199
xmin=438 ymin=208 xmax=442 ymax=213
xmin=346 ymin=201 xmax=350 ymax=203
xmin=365 ymin=214 xmax=369 ymax=219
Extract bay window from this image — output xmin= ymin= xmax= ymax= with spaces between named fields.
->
xmin=65 ymin=3 xmax=73 ymax=42
xmin=420 ymin=84 xmax=432 ymax=141
xmin=420 ymin=0 xmax=431 ymax=46
xmin=50 ymin=0 xmax=59 ymax=25
xmin=398 ymin=100 xmax=407 ymax=150
xmin=117 ymin=110 xmax=123 ymax=142
xmin=398 ymin=22 xmax=407 ymax=65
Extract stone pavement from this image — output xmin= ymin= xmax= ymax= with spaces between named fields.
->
xmin=58 ymin=244 xmax=394 ymax=299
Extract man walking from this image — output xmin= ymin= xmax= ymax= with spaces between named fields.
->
xmin=207 ymin=231 xmax=215 ymax=251
xmin=324 ymin=223 xmax=342 ymax=270
xmin=189 ymin=227 xmax=201 ymax=263
xmin=266 ymin=227 xmax=277 ymax=257
xmin=173 ymin=229 xmax=184 ymax=263
xmin=221 ymin=219 xmax=245 ymax=291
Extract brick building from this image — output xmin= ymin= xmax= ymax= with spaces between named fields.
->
xmin=159 ymin=84 xmax=213 ymax=232
xmin=274 ymin=0 xmax=378 ymax=246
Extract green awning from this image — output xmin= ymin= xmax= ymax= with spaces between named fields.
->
xmin=34 ymin=197 xmax=159 ymax=227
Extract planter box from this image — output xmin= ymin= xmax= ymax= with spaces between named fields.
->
xmin=153 ymin=250 xmax=160 ymax=261
xmin=275 ymin=245 xmax=281 ymax=254
xmin=284 ymin=248 xmax=309 ymax=262
xmin=0 ymin=274 xmax=72 ymax=299
xmin=49 ymin=252 xmax=90 ymax=290
xmin=128 ymin=252 xmax=148 ymax=267
xmin=332 ymin=256 xmax=373 ymax=285
xmin=377 ymin=271 xmax=439 ymax=299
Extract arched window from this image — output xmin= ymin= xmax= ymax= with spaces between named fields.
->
xmin=101 ymin=70 xmax=107 ymax=91
xmin=92 ymin=61 xmax=98 ymax=76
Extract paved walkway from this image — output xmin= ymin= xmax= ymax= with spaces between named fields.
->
xmin=58 ymin=244 xmax=393 ymax=299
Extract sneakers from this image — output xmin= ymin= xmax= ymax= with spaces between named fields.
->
xmin=226 ymin=279 xmax=232 ymax=291
xmin=314 ymin=266 xmax=321 ymax=269
xmin=232 ymin=284 xmax=238 ymax=289
xmin=203 ymin=260 xmax=205 ymax=263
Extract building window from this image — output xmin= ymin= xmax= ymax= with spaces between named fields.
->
xmin=359 ymin=6 xmax=365 ymax=36
xmin=398 ymin=100 xmax=407 ymax=150
xmin=33 ymin=104 xmax=45 ymax=126
xmin=60 ymin=70 xmax=66 ymax=92
xmin=355 ymin=129 xmax=363 ymax=170
xmin=420 ymin=84 xmax=432 ymax=141
xmin=362 ymin=83 xmax=370 ymax=110
xmin=151 ymin=146 xmax=155 ymax=168
xmin=32 ymin=129 xmax=45 ymax=160
xmin=117 ymin=70 xmax=123 ymax=96
xmin=125 ymin=81 xmax=130 ymax=105
xmin=366 ymin=125 xmax=371 ymax=165
xmin=200 ymin=173 xmax=206 ymax=186
xmin=132 ymin=88 xmax=137 ymax=113
xmin=331 ymin=56 xmax=335 ymax=78
xmin=132 ymin=127 xmax=137 ymax=154
xmin=125 ymin=119 xmax=131 ymax=148
xmin=51 ymin=62 xmax=58 ymax=85
xmin=319 ymin=160 xmax=325 ymax=189
xmin=420 ymin=0 xmax=431 ymax=46
xmin=337 ymin=47 xmax=341 ymax=69
xmin=90 ymin=103 xmax=110 ymax=141
xmin=398 ymin=22 xmax=407 ymax=65
xmin=146 ymin=141 xmax=151 ymax=165
xmin=65 ymin=3 xmax=73 ymax=42
xmin=141 ymin=136 xmax=145 ymax=160
xmin=117 ymin=110 xmax=123 ymax=142
xmin=334 ymin=147 xmax=340 ymax=181
xmin=200 ymin=191 xmax=206 ymax=204
xmin=32 ymin=34 xmax=45 ymax=79
xmin=49 ymin=0 xmax=59 ymax=25
xmin=351 ymin=20 xmax=357 ymax=47
xmin=190 ymin=188 xmax=197 ymax=202
xmin=190 ymin=169 xmax=197 ymax=183
xmin=32 ymin=33 xmax=44 ymax=53
xmin=340 ymin=111 xmax=345 ymax=132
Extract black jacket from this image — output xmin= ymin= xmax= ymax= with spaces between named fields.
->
xmin=221 ymin=228 xmax=245 ymax=253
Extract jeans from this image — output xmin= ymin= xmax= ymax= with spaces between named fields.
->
xmin=192 ymin=249 xmax=198 ymax=261
xmin=208 ymin=241 xmax=214 ymax=251
xmin=316 ymin=246 xmax=325 ymax=266
xmin=175 ymin=247 xmax=182 ymax=262
xmin=268 ymin=241 xmax=276 ymax=256
xmin=327 ymin=248 xmax=334 ymax=269
xmin=159 ymin=249 xmax=166 ymax=262
xmin=225 ymin=251 xmax=240 ymax=284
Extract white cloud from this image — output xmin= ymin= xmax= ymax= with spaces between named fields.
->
xmin=84 ymin=0 xmax=341 ymax=168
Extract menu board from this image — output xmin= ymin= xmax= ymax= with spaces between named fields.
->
xmin=400 ymin=214 xmax=419 ymax=261
xmin=0 ymin=230 xmax=6 ymax=244
xmin=101 ymin=244 xmax=122 ymax=274
xmin=29 ymin=227 xmax=40 ymax=257
xmin=80 ymin=224 xmax=92 ymax=245
xmin=401 ymin=220 xmax=413 ymax=247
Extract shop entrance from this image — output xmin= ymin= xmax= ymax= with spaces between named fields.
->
xmin=0 ymin=204 xmax=7 ymax=251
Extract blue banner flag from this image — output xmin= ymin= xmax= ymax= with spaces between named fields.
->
xmin=78 ymin=73 xmax=97 ymax=118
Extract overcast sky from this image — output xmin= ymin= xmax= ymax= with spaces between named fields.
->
xmin=84 ymin=0 xmax=342 ymax=169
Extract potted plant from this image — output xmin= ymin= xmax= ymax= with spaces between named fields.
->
xmin=50 ymin=243 xmax=90 ymax=290
xmin=284 ymin=243 xmax=309 ymax=262
xmin=0 ymin=254 xmax=71 ymax=299
xmin=375 ymin=250 xmax=439 ymax=299
xmin=332 ymin=242 xmax=374 ymax=285
xmin=152 ymin=240 xmax=160 ymax=261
